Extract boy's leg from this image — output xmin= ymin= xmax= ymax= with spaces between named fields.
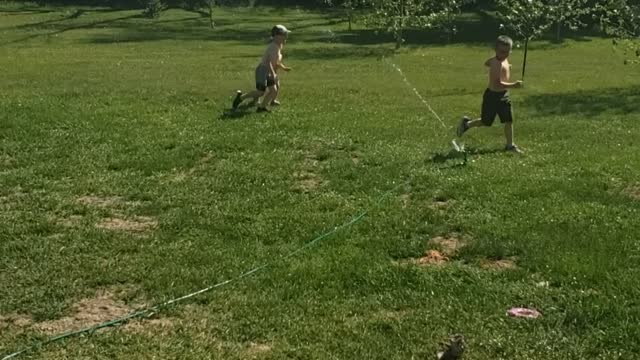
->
xmin=241 ymin=65 xmax=268 ymax=109
xmin=233 ymin=90 xmax=264 ymax=110
xmin=504 ymin=122 xmax=513 ymax=146
xmin=258 ymin=85 xmax=277 ymax=112
xmin=497 ymin=94 xmax=522 ymax=152
xmin=258 ymin=75 xmax=278 ymax=111
xmin=457 ymin=93 xmax=496 ymax=136
xmin=503 ymin=122 xmax=522 ymax=153
xmin=271 ymin=78 xmax=281 ymax=106
xmin=242 ymin=90 xmax=264 ymax=101
xmin=467 ymin=119 xmax=486 ymax=128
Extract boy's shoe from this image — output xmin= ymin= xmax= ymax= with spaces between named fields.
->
xmin=232 ymin=90 xmax=243 ymax=110
xmin=256 ymin=107 xmax=271 ymax=113
xmin=270 ymin=100 xmax=281 ymax=106
xmin=457 ymin=116 xmax=470 ymax=137
xmin=505 ymin=144 xmax=523 ymax=154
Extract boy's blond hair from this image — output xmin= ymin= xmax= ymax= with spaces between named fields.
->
xmin=496 ymin=35 xmax=513 ymax=48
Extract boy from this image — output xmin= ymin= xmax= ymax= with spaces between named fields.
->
xmin=232 ymin=25 xmax=292 ymax=113
xmin=457 ymin=35 xmax=523 ymax=153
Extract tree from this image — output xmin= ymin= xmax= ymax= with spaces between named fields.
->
xmin=598 ymin=0 xmax=640 ymax=64
xmin=142 ymin=0 xmax=166 ymax=18
xmin=181 ymin=0 xmax=216 ymax=28
xmin=498 ymin=0 xmax=554 ymax=79
xmin=364 ymin=0 xmax=437 ymax=49
xmin=324 ymin=0 xmax=367 ymax=31
xmin=427 ymin=0 xmax=476 ymax=43
xmin=547 ymin=0 xmax=594 ymax=41
xmin=204 ymin=0 xmax=215 ymax=28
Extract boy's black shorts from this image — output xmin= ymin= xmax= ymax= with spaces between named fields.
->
xmin=481 ymin=89 xmax=513 ymax=125
xmin=255 ymin=64 xmax=277 ymax=92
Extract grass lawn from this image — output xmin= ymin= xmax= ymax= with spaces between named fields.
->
xmin=1 ymin=3 xmax=640 ymax=359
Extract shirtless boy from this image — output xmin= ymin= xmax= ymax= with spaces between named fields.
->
xmin=457 ymin=35 xmax=524 ymax=153
xmin=232 ymin=25 xmax=292 ymax=113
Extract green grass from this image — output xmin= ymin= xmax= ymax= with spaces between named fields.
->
xmin=1 ymin=3 xmax=640 ymax=359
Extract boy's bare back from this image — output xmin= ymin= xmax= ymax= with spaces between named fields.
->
xmin=260 ymin=42 xmax=282 ymax=69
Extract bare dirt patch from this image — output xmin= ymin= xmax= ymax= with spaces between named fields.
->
xmin=0 ymin=154 xmax=16 ymax=169
xmin=351 ymin=152 xmax=361 ymax=165
xmin=58 ymin=214 xmax=83 ymax=227
xmin=375 ymin=309 xmax=408 ymax=321
xmin=96 ymin=216 xmax=157 ymax=233
xmin=292 ymin=171 xmax=325 ymax=192
xmin=33 ymin=289 xmax=135 ymax=335
xmin=77 ymin=195 xmax=142 ymax=209
xmin=479 ymin=258 xmax=518 ymax=271
xmin=623 ymin=184 xmax=640 ymax=200
xmin=0 ymin=187 xmax=27 ymax=209
xmin=244 ymin=342 xmax=273 ymax=357
xmin=291 ymin=150 xmax=329 ymax=192
xmin=395 ymin=234 xmax=468 ymax=267
xmin=189 ymin=152 xmax=216 ymax=175
xmin=125 ymin=316 xmax=176 ymax=335
xmin=77 ymin=195 xmax=123 ymax=208
xmin=415 ymin=250 xmax=449 ymax=265
xmin=400 ymin=194 xmax=410 ymax=209
xmin=0 ymin=313 xmax=33 ymax=329
xmin=430 ymin=196 xmax=452 ymax=210
xmin=428 ymin=235 xmax=466 ymax=257
xmin=303 ymin=153 xmax=320 ymax=167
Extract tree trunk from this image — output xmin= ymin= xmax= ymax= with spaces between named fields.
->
xmin=208 ymin=1 xmax=215 ymax=28
xmin=522 ymin=37 xmax=529 ymax=81
xmin=348 ymin=13 xmax=352 ymax=31
xmin=395 ymin=0 xmax=404 ymax=49
xmin=556 ymin=22 xmax=561 ymax=42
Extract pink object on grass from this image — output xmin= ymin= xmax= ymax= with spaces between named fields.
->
xmin=507 ymin=307 xmax=542 ymax=319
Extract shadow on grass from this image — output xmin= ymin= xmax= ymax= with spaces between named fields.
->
xmin=0 ymin=8 xmax=57 ymax=15
xmin=219 ymin=103 xmax=258 ymax=120
xmin=332 ymin=11 xmax=501 ymax=47
xmin=429 ymin=148 xmax=466 ymax=168
xmin=1 ymin=13 xmax=141 ymax=46
xmin=429 ymin=146 xmax=505 ymax=168
xmin=4 ymin=6 xmax=498 ymax=48
xmin=522 ymin=85 xmax=640 ymax=118
xmin=2 ymin=6 xmax=602 ymax=53
xmin=290 ymin=45 xmax=395 ymax=60
xmin=8 ymin=8 xmax=123 ymax=30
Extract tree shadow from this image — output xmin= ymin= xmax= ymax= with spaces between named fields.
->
xmin=1 ymin=6 xmax=602 ymax=52
xmin=8 ymin=8 xmax=122 ymax=30
xmin=81 ymin=15 xmax=351 ymax=45
xmin=522 ymin=85 xmax=640 ymax=118
xmin=289 ymin=45 xmax=395 ymax=60
xmin=333 ymin=11 xmax=500 ymax=47
xmin=0 ymin=8 xmax=57 ymax=15
xmin=86 ymin=26 xmax=268 ymax=44
xmin=287 ymin=17 xmax=345 ymax=31
xmin=1 ymin=13 xmax=141 ymax=46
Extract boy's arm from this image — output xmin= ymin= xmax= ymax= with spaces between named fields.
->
xmin=489 ymin=61 xmax=521 ymax=89
xmin=277 ymin=62 xmax=292 ymax=71
xmin=268 ymin=52 xmax=278 ymax=77
xmin=269 ymin=61 xmax=276 ymax=77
